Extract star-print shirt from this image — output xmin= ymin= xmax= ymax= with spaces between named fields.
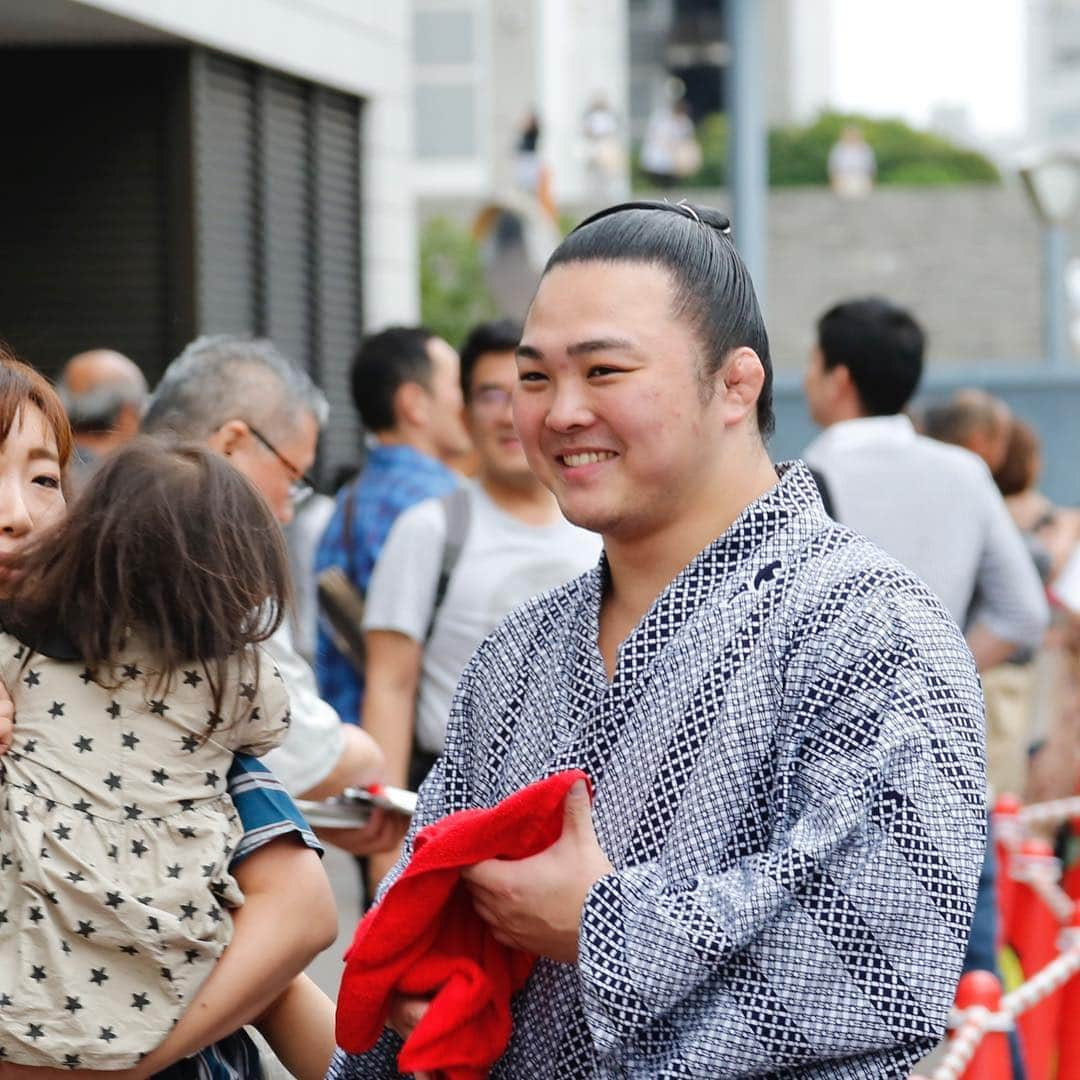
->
xmin=329 ymin=462 xmax=987 ymax=1079
xmin=0 ymin=635 xmax=292 ymax=1070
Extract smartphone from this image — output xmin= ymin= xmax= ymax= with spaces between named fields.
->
xmin=296 ymin=784 xmax=417 ymax=829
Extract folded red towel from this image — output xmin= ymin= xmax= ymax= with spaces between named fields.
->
xmin=335 ymin=769 xmax=590 ymax=1079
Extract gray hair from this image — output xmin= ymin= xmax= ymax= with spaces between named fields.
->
xmin=142 ymin=335 xmax=329 ymax=441
xmin=60 ymin=380 xmax=147 ymax=435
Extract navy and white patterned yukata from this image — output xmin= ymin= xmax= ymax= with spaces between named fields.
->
xmin=329 ymin=462 xmax=987 ymax=1079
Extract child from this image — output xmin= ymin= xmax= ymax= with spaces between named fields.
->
xmin=0 ymin=438 xmax=296 ymax=1070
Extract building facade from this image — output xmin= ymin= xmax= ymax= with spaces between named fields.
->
xmin=0 ymin=0 xmax=417 ymax=480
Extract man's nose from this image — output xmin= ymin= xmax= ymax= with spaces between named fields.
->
xmin=544 ymin=382 xmax=594 ymax=432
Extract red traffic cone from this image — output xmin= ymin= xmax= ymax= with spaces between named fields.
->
xmin=1054 ymin=907 xmax=1080 ymax=1080
xmin=1010 ymin=839 xmax=1064 ymax=1080
xmin=953 ymin=970 xmax=1012 ymax=1080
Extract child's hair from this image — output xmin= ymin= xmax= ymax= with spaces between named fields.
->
xmin=5 ymin=438 xmax=291 ymax=717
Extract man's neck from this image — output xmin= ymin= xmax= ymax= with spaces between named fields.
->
xmin=479 ymin=471 xmax=562 ymax=526
xmin=598 ymin=446 xmax=779 ymax=673
xmin=373 ymin=428 xmax=438 ymax=460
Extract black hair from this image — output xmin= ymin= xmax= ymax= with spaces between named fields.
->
xmin=545 ymin=200 xmax=773 ymax=438
xmin=817 ymin=298 xmax=925 ymax=416
xmin=349 ymin=326 xmax=434 ymax=432
xmin=459 ymin=319 xmax=523 ymax=401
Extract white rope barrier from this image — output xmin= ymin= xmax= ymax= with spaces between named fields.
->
xmin=1009 ymin=854 xmax=1075 ymax=923
xmin=1017 ymin=795 xmax=1080 ymax=830
xmin=928 ymin=929 xmax=1080 ymax=1080
xmin=920 ymin=796 xmax=1080 ymax=1078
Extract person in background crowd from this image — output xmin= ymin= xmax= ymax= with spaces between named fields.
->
xmin=922 ymin=387 xmax=1013 ymax=475
xmin=142 ymin=336 xmax=402 ymax=858
xmin=0 ymin=346 xmax=337 ymax=1080
xmin=56 ymin=348 xmax=147 ymax=487
xmin=330 ymin=202 xmax=986 ymax=1079
xmin=285 ymin=489 xmax=337 ymax=665
xmin=803 ymin=300 xmax=1047 ymax=673
xmin=314 ymin=327 xmax=471 ymax=727
xmin=993 ymin=417 xmax=1080 ymax=813
xmin=360 ymin=319 xmax=600 ymax=885
xmin=827 ymin=125 xmax=876 ymax=199
xmin=995 ymin=416 xmax=1080 ymax=583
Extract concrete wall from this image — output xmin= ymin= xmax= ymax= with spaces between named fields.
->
xmin=73 ymin=0 xmax=419 ymax=329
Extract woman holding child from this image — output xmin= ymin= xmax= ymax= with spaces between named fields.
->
xmin=0 ymin=347 xmax=338 ymax=1079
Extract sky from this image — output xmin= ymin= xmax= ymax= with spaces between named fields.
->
xmin=827 ymin=0 xmax=1027 ymax=141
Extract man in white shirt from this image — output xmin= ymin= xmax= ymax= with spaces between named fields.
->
xmin=802 ymin=297 xmax=1048 ymax=671
xmin=361 ymin=319 xmax=601 ymax=877
xmin=143 ymin=335 xmax=402 ymax=855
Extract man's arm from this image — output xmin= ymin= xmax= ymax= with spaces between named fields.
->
xmin=466 ymin=595 xmax=987 ymax=1074
xmin=967 ymin=468 xmax=1049 ymax=665
xmin=362 ymin=629 xmax=424 ymax=790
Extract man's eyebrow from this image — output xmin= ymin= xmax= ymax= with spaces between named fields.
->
xmin=28 ymin=447 xmax=59 ymax=463
xmin=516 ymin=338 xmax=636 ymax=361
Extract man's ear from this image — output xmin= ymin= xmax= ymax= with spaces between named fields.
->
xmin=206 ymin=418 xmax=249 ymax=457
xmin=718 ymin=348 xmax=765 ymax=426
xmin=394 ymin=381 xmax=429 ymax=429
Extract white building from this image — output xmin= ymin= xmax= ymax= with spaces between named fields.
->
xmin=412 ymin=0 xmax=630 ymax=205
xmin=1028 ymin=0 xmax=1080 ymax=145
xmin=0 ymin=0 xmax=418 ymax=477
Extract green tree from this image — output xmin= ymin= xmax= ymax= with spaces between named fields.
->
xmin=643 ymin=110 xmax=1000 ymax=190
xmin=419 ymin=217 xmax=497 ymax=348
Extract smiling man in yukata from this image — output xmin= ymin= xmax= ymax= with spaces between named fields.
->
xmin=329 ymin=202 xmax=987 ymax=1079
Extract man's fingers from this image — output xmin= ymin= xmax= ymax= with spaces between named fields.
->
xmin=460 ymin=857 xmax=510 ymax=891
xmin=387 ymin=993 xmax=431 ymax=1040
xmin=561 ymin=779 xmax=594 ymax=839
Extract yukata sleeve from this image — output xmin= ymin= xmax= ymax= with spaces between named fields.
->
xmin=223 ymin=645 xmax=293 ymax=757
xmin=327 ymin=639 xmax=487 ymax=1080
xmin=576 ymin=585 xmax=988 ymax=1075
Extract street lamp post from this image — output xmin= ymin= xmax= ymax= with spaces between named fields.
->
xmin=1019 ymin=151 xmax=1080 ymax=369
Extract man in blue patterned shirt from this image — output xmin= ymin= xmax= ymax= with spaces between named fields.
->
xmin=315 ymin=327 xmax=470 ymax=725
xmin=330 ymin=203 xmax=986 ymax=1078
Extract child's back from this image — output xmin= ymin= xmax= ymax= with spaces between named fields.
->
xmin=0 ymin=438 xmax=298 ymax=1069
xmin=0 ymin=633 xmax=290 ymax=1068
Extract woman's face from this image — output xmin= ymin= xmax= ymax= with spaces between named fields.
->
xmin=0 ymin=404 xmax=66 ymax=562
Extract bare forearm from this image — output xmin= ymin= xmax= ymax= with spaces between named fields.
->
xmin=966 ymin=623 xmax=1021 ymax=672
xmin=362 ymin=684 xmax=416 ymax=790
xmin=255 ymin=975 xmax=336 ymax=1080
xmin=300 ymin=723 xmax=384 ymax=800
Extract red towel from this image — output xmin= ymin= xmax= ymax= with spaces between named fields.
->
xmin=335 ymin=769 xmax=591 ymax=1079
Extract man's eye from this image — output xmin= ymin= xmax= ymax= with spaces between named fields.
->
xmin=518 ymin=371 xmax=548 ymax=383
xmin=33 ymin=475 xmax=60 ymax=490
xmin=588 ymin=365 xmax=620 ymax=378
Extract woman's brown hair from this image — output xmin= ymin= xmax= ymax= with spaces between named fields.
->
xmin=0 ymin=344 xmax=74 ymax=474
xmin=5 ymin=438 xmax=291 ymax=719
xmin=994 ymin=418 xmax=1041 ymax=498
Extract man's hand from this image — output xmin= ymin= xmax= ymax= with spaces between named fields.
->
xmin=387 ymin=993 xmax=435 ymax=1080
xmin=0 ymin=678 xmax=13 ymax=755
xmin=461 ymin=780 xmax=613 ymax=963
xmin=316 ymin=807 xmax=410 ymax=857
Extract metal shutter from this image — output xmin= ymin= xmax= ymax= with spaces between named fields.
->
xmin=191 ymin=51 xmax=364 ymax=486
xmin=0 ymin=47 xmax=179 ymax=382
xmin=311 ymin=89 xmax=363 ymax=483
xmin=193 ymin=52 xmax=260 ymax=337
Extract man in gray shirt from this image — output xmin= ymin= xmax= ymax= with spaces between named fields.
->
xmin=803 ymin=297 xmax=1048 ymax=671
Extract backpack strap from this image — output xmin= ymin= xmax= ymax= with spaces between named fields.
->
xmin=424 ymin=486 xmax=471 ymax=643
